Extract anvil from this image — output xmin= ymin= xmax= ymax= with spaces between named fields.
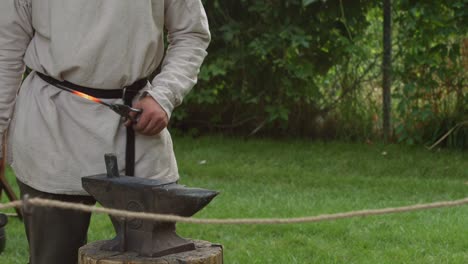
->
xmin=82 ymin=154 xmax=218 ymax=257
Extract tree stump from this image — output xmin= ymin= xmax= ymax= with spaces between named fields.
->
xmin=79 ymin=240 xmax=223 ymax=264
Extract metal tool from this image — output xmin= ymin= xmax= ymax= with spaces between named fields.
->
xmin=54 ymin=84 xmax=142 ymax=122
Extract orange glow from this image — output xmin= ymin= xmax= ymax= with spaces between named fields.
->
xmin=72 ymin=91 xmax=102 ymax=103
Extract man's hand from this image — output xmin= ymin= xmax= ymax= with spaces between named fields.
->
xmin=125 ymin=96 xmax=168 ymax=136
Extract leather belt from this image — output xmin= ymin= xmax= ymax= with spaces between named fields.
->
xmin=36 ymin=72 xmax=147 ymax=176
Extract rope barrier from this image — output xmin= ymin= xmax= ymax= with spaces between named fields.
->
xmin=1 ymin=197 xmax=468 ymax=225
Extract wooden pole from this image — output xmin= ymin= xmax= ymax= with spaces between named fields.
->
xmin=79 ymin=240 xmax=223 ymax=264
xmin=0 ymin=132 xmax=22 ymax=220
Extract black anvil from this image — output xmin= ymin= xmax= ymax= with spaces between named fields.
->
xmin=82 ymin=154 xmax=218 ymax=257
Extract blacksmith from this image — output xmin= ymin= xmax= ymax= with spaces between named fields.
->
xmin=0 ymin=0 xmax=210 ymax=263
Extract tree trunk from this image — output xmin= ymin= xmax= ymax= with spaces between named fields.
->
xmin=382 ymin=0 xmax=392 ymax=142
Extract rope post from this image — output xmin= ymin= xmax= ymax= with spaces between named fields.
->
xmin=22 ymin=194 xmax=32 ymax=215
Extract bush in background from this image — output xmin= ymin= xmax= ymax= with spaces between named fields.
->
xmin=171 ymin=0 xmax=467 ymax=149
xmin=173 ymin=0 xmax=376 ymax=138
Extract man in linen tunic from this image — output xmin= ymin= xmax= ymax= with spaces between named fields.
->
xmin=0 ymin=0 xmax=210 ymax=263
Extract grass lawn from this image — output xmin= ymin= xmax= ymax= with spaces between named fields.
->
xmin=1 ymin=136 xmax=467 ymax=263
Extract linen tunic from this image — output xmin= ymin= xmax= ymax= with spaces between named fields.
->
xmin=0 ymin=0 xmax=210 ymax=195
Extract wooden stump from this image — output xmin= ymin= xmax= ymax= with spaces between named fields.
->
xmin=79 ymin=240 xmax=223 ymax=264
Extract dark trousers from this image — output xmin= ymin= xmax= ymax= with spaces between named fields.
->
xmin=17 ymin=180 xmax=96 ymax=264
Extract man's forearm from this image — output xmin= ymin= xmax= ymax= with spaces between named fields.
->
xmin=148 ymin=0 xmax=211 ymax=119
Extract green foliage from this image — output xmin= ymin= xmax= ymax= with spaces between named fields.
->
xmin=392 ymin=0 xmax=467 ymax=148
xmin=171 ymin=0 xmax=467 ymax=148
xmin=174 ymin=0 xmax=375 ymax=137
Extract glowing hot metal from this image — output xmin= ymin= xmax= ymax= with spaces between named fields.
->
xmin=72 ymin=91 xmax=102 ymax=104
xmin=56 ymin=85 xmax=142 ymax=121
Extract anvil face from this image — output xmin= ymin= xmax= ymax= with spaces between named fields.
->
xmin=82 ymin=156 xmax=218 ymax=257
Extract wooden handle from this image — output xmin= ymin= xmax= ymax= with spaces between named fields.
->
xmin=0 ymin=131 xmax=23 ymax=220
xmin=1 ymin=132 xmax=6 ymax=180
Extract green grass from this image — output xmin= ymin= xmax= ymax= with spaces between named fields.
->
xmin=1 ymin=136 xmax=467 ymax=263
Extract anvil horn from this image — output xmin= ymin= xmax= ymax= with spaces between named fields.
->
xmin=153 ymin=185 xmax=219 ymax=217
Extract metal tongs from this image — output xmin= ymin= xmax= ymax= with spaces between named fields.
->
xmin=107 ymin=104 xmax=142 ymax=122
xmin=53 ymin=84 xmax=142 ymax=122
